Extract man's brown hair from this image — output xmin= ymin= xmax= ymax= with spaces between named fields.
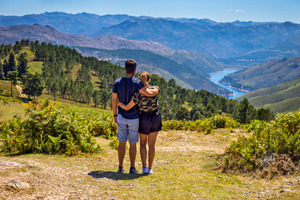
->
xmin=125 ymin=59 xmax=137 ymax=74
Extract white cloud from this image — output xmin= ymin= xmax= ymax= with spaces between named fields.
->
xmin=235 ymin=9 xmax=245 ymax=13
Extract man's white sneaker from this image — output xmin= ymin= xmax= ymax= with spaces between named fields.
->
xmin=147 ymin=168 xmax=153 ymax=174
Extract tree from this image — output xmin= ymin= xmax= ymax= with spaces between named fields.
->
xmin=100 ymin=88 xmax=112 ymax=109
xmin=175 ymin=107 xmax=190 ymax=121
xmin=7 ymin=71 xmax=18 ymax=97
xmin=8 ymin=52 xmax=17 ymax=72
xmin=3 ymin=59 xmax=8 ymax=79
xmin=50 ymin=79 xmax=61 ymax=101
xmin=92 ymin=90 xmax=101 ymax=107
xmin=17 ymin=53 xmax=28 ymax=77
xmin=257 ymin=108 xmax=274 ymax=122
xmin=0 ymin=62 xmax=4 ymax=80
xmin=22 ymin=73 xmax=44 ymax=99
xmin=192 ymin=111 xmax=202 ymax=121
xmin=235 ymin=98 xmax=257 ymax=124
xmin=18 ymin=53 xmax=27 ymax=78
xmin=13 ymin=41 xmax=22 ymax=53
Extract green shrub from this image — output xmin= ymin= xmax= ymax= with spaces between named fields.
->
xmin=223 ymin=111 xmax=300 ymax=175
xmin=162 ymin=114 xmax=240 ymax=132
xmin=0 ymin=100 xmax=103 ymax=155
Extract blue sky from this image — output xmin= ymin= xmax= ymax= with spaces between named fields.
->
xmin=0 ymin=0 xmax=299 ymax=23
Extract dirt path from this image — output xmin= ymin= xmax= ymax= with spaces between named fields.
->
xmin=15 ymin=85 xmax=27 ymax=98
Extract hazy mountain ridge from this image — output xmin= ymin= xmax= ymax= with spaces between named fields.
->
xmin=94 ymin=19 xmax=300 ymax=59
xmin=221 ymin=56 xmax=300 ymax=91
xmin=1 ymin=12 xmax=296 ymax=61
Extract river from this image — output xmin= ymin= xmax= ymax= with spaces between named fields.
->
xmin=209 ymin=69 xmax=248 ymax=99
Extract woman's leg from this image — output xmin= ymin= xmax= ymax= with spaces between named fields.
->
xmin=140 ymin=133 xmax=148 ymax=168
xmin=148 ymin=131 xmax=159 ymax=169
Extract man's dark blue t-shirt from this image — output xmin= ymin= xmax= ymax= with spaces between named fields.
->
xmin=113 ymin=76 xmax=143 ymax=119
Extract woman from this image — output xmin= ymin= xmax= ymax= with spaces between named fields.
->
xmin=118 ymin=71 xmax=162 ymax=174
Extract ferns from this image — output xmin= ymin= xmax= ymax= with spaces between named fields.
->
xmin=224 ymin=111 xmax=300 ymax=174
xmin=162 ymin=113 xmax=240 ymax=132
xmin=0 ymin=100 xmax=117 ymax=156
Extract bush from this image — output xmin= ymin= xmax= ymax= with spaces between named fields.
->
xmin=223 ymin=111 xmax=300 ymax=177
xmin=162 ymin=114 xmax=240 ymax=132
xmin=0 ymin=100 xmax=102 ymax=156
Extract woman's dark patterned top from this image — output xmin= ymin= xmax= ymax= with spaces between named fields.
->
xmin=132 ymin=86 xmax=159 ymax=112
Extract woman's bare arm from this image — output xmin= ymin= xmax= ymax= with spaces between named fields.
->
xmin=118 ymin=100 xmax=136 ymax=111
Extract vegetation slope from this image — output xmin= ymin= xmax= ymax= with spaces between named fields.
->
xmin=236 ymin=76 xmax=300 ymax=113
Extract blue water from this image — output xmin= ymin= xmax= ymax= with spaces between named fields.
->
xmin=209 ymin=69 xmax=248 ymax=99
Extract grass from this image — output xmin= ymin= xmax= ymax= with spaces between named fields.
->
xmin=27 ymin=61 xmax=43 ymax=74
xmin=0 ymin=80 xmax=19 ymax=97
xmin=1 ymin=129 xmax=299 ymax=199
xmin=0 ymin=102 xmax=26 ymax=121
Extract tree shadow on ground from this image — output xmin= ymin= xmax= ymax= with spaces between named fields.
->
xmin=88 ymin=170 xmax=148 ymax=180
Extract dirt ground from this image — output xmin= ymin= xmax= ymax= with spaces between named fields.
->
xmin=1 ymin=129 xmax=300 ymax=199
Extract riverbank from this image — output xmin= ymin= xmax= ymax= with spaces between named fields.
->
xmin=209 ymin=69 xmax=248 ymax=99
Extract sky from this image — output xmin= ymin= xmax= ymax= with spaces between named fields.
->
xmin=0 ymin=0 xmax=299 ymax=23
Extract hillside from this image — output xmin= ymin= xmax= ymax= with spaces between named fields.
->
xmin=221 ymin=56 xmax=300 ymax=91
xmin=75 ymin=47 xmax=229 ymax=93
xmin=236 ymin=76 xmax=300 ymax=113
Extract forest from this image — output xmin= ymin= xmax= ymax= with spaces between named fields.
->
xmin=0 ymin=40 xmax=274 ymax=123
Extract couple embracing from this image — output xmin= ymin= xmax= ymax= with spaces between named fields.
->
xmin=112 ymin=59 xmax=162 ymax=174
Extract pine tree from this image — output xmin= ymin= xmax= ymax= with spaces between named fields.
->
xmin=22 ymin=73 xmax=44 ymax=99
xmin=100 ymin=88 xmax=112 ymax=109
xmin=92 ymin=90 xmax=101 ymax=107
xmin=3 ymin=59 xmax=9 ymax=79
xmin=0 ymin=61 xmax=4 ymax=80
xmin=17 ymin=53 xmax=28 ymax=77
xmin=8 ymin=52 xmax=17 ymax=72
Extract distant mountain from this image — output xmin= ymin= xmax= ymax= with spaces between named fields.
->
xmin=1 ymin=12 xmax=297 ymax=62
xmin=221 ymin=56 xmax=300 ymax=91
xmin=94 ymin=19 xmax=300 ymax=59
xmin=0 ymin=12 xmax=135 ymax=36
xmin=237 ymin=76 xmax=300 ymax=113
xmin=219 ymin=32 xmax=300 ymax=67
xmin=0 ymin=24 xmax=229 ymax=94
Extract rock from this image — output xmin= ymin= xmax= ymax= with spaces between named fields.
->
xmin=280 ymin=189 xmax=293 ymax=193
xmin=7 ymin=180 xmax=30 ymax=189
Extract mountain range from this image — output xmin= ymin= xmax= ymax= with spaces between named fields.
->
xmin=0 ymin=24 xmax=229 ymax=94
xmin=1 ymin=12 xmax=300 ymax=105
xmin=1 ymin=12 xmax=300 ymax=64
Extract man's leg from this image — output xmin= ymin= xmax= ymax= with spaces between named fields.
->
xmin=128 ymin=118 xmax=139 ymax=171
xmin=118 ymin=141 xmax=126 ymax=168
xmin=116 ymin=115 xmax=128 ymax=171
xmin=129 ymin=142 xmax=137 ymax=168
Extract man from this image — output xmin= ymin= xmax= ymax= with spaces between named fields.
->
xmin=112 ymin=59 xmax=159 ymax=174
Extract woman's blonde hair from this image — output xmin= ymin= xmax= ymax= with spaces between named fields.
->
xmin=139 ymin=71 xmax=150 ymax=88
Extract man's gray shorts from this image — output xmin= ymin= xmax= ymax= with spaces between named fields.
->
xmin=117 ymin=114 xmax=139 ymax=143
